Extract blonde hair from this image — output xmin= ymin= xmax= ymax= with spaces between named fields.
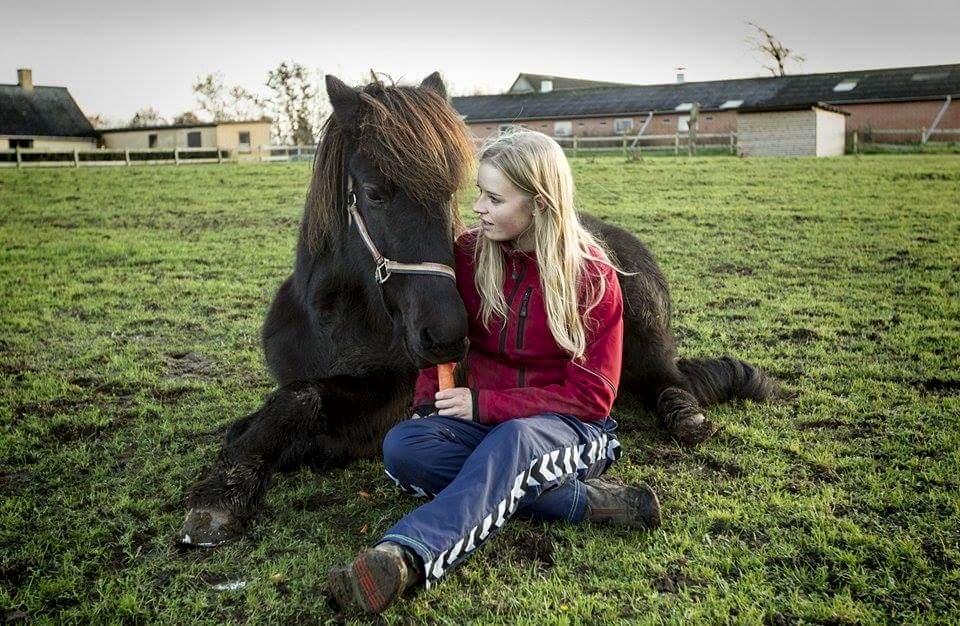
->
xmin=472 ymin=129 xmax=635 ymax=362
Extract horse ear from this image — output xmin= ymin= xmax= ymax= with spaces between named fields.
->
xmin=325 ymin=74 xmax=361 ymax=130
xmin=420 ymin=71 xmax=448 ymax=100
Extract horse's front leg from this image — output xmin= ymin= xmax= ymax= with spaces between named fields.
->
xmin=177 ymin=382 xmax=353 ymax=547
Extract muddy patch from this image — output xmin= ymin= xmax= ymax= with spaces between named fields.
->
xmin=914 ymin=378 xmax=960 ymax=396
xmin=164 ymin=352 xmax=215 ymax=381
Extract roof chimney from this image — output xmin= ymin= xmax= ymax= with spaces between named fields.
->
xmin=17 ymin=68 xmax=33 ymax=92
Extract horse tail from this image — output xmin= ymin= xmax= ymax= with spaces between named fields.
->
xmin=676 ymin=356 xmax=777 ymax=407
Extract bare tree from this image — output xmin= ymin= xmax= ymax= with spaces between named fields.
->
xmin=129 ymin=108 xmax=166 ymax=127
xmin=264 ymin=61 xmax=326 ymax=145
xmin=193 ymin=73 xmax=266 ymax=122
xmin=172 ymin=111 xmax=202 ymax=125
xmin=193 ymin=74 xmax=230 ymax=121
xmin=746 ymin=22 xmax=805 ymax=76
xmin=86 ymin=114 xmax=108 ymax=129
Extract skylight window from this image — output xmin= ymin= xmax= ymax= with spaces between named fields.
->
xmin=720 ymin=99 xmax=743 ymax=109
xmin=912 ymin=72 xmax=949 ymax=81
xmin=675 ymin=102 xmax=693 ymax=111
xmin=833 ymin=79 xmax=858 ymax=92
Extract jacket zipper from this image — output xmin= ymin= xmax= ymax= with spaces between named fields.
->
xmin=498 ymin=259 xmax=528 ymax=355
xmin=516 ymin=287 xmax=532 ymax=349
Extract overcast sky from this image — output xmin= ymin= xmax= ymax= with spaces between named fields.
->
xmin=3 ymin=0 xmax=958 ymax=123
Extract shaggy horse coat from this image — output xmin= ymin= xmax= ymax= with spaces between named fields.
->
xmin=178 ymin=72 xmax=774 ymax=547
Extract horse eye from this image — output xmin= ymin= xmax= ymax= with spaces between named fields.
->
xmin=365 ymin=188 xmax=385 ymax=204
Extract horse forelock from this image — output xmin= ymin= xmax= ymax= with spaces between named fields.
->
xmin=356 ymin=83 xmax=474 ymax=207
xmin=305 ymin=78 xmax=474 ymax=253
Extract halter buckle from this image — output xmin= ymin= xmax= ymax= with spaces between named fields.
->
xmin=375 ymin=258 xmax=392 ymax=284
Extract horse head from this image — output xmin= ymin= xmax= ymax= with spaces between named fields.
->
xmin=303 ymin=72 xmax=473 ymax=369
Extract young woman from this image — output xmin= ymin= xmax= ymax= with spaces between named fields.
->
xmin=328 ymin=130 xmax=661 ymax=614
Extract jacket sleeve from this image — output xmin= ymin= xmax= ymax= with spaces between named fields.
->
xmin=411 ymin=366 xmax=439 ymax=414
xmin=475 ymin=265 xmax=624 ymax=425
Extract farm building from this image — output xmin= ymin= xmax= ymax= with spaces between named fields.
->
xmin=737 ymin=103 xmax=848 ymax=157
xmin=99 ymin=119 xmax=272 ymax=159
xmin=453 ymin=64 xmax=959 ymax=145
xmin=0 ymin=69 xmax=97 ymax=150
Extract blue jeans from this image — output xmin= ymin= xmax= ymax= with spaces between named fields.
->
xmin=375 ymin=412 xmax=621 ymax=588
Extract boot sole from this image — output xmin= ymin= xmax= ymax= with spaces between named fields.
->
xmin=328 ymin=551 xmax=403 ymax=614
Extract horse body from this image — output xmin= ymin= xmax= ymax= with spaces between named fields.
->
xmin=177 ymin=72 xmax=773 ymax=548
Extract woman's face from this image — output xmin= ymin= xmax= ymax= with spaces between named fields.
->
xmin=473 ymin=161 xmax=536 ymax=250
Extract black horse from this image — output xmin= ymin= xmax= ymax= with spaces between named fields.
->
xmin=177 ymin=72 xmax=774 ymax=547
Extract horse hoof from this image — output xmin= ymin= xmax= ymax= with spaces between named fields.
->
xmin=673 ymin=413 xmax=720 ymax=447
xmin=177 ymin=507 xmax=244 ymax=548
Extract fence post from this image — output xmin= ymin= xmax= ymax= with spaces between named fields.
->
xmin=125 ymin=149 xmax=131 ymax=166
xmin=622 ymin=136 xmax=627 ymax=156
xmin=73 ymin=149 xmax=79 ymax=168
xmin=729 ymin=131 xmax=735 ymax=155
xmin=217 ymin=149 xmax=223 ymax=164
xmin=174 ymin=147 xmax=180 ymax=166
xmin=15 ymin=146 xmax=21 ymax=168
xmin=921 ymin=127 xmax=927 ymax=145
xmin=572 ymin=136 xmax=579 ymax=158
xmin=852 ymin=131 xmax=859 ymax=155
xmin=259 ymin=145 xmax=264 ymax=162
xmin=674 ymin=133 xmax=679 ymax=156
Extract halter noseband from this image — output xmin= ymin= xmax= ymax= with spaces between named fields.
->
xmin=346 ymin=178 xmax=457 ymax=285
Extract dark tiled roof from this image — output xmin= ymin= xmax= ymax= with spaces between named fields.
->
xmin=0 ymin=85 xmax=95 ymax=137
xmin=510 ymin=73 xmax=635 ymax=93
xmin=455 ymin=64 xmax=960 ymax=122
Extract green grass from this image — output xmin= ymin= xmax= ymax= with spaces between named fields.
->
xmin=1 ymin=155 xmax=958 ymax=624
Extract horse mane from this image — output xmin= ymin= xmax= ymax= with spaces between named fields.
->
xmin=304 ymin=76 xmax=475 ymax=253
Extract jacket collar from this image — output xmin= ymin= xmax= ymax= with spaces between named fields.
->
xmin=498 ymin=240 xmax=537 ymax=261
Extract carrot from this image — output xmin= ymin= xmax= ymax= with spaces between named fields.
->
xmin=437 ymin=362 xmax=456 ymax=391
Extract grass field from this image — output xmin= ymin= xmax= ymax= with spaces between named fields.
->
xmin=1 ymin=155 xmax=958 ymax=624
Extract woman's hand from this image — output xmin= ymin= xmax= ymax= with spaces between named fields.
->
xmin=435 ymin=387 xmax=473 ymax=420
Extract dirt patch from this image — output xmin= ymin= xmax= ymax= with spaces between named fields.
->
xmin=698 ymin=454 xmax=744 ymax=478
xmin=494 ymin=527 xmax=555 ymax=570
xmin=914 ymin=378 xmax=960 ymax=396
xmin=164 ymin=352 xmax=215 ymax=381
xmin=652 ymin=570 xmax=698 ymax=594
xmin=647 ymin=445 xmax=685 ymax=465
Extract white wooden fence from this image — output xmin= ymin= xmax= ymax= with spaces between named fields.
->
xmin=552 ymin=132 xmax=738 ymax=156
xmin=0 ymin=145 xmax=329 ymax=168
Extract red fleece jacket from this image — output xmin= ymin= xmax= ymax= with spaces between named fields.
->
xmin=412 ymin=228 xmax=624 ymax=425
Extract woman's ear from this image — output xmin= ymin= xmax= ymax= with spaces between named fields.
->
xmin=532 ymin=195 xmax=547 ymax=215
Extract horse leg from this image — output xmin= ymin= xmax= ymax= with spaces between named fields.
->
xmin=621 ymin=328 xmax=719 ymax=446
xmin=178 ymin=381 xmax=354 ymax=547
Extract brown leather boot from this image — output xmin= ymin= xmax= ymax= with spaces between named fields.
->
xmin=583 ymin=477 xmax=662 ymax=530
xmin=328 ymin=541 xmax=424 ymax=614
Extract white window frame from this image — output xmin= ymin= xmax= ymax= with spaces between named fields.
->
xmin=720 ymin=99 xmax=743 ymax=109
xmin=833 ymin=79 xmax=858 ymax=92
xmin=540 ymin=80 xmax=553 ymax=93
xmin=677 ymin=115 xmax=691 ymax=133
xmin=613 ymin=118 xmax=634 ymax=135
xmin=675 ymin=102 xmax=693 ymax=112
xmin=553 ymin=121 xmax=573 ymax=137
